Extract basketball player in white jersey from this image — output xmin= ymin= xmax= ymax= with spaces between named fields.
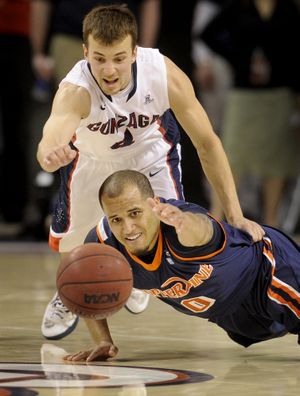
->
xmin=37 ymin=4 xmax=264 ymax=340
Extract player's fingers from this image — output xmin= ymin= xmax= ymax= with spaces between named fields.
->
xmin=62 ymin=145 xmax=77 ymax=160
xmin=251 ymin=224 xmax=265 ymax=242
xmin=64 ymin=351 xmax=88 ymax=361
xmin=54 ymin=146 xmax=72 ymax=162
xmin=44 ymin=149 xmax=64 ymax=165
xmin=45 ymin=146 xmax=76 ymax=168
xmin=161 ymin=207 xmax=181 ymax=224
xmin=150 ymin=203 xmax=166 ymax=218
xmin=160 ymin=206 xmax=176 ymax=218
xmin=44 ymin=151 xmax=59 ymax=166
xmin=86 ymin=346 xmax=117 ymax=362
xmin=147 ymin=199 xmax=166 ymax=217
xmin=242 ymin=221 xmax=265 ymax=243
xmin=86 ymin=350 xmax=104 ymax=362
xmin=108 ymin=345 xmax=119 ymax=357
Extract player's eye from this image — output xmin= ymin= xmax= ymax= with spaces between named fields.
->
xmin=130 ymin=211 xmax=141 ymax=218
xmin=115 ymin=57 xmax=125 ymax=63
xmin=111 ymin=217 xmax=121 ymax=224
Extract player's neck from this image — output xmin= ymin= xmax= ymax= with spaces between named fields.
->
xmin=138 ymin=240 xmax=158 ymax=264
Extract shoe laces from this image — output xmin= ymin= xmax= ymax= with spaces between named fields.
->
xmin=50 ymin=295 xmax=71 ymax=319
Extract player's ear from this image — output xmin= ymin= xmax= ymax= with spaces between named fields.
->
xmin=132 ymin=46 xmax=137 ymax=63
xmin=83 ymin=44 xmax=88 ymax=60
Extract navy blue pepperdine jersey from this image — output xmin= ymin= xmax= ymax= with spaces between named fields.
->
xmin=85 ymin=199 xmax=267 ymax=318
xmin=85 ymin=199 xmax=300 ymax=339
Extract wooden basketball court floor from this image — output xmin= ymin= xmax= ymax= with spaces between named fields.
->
xmin=0 ymin=241 xmax=300 ymax=396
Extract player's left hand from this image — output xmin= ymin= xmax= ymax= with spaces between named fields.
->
xmin=63 ymin=341 xmax=118 ymax=362
xmin=230 ymin=217 xmax=265 ymax=242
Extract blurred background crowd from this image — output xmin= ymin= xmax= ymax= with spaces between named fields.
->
xmin=1 ymin=0 xmax=300 ymax=242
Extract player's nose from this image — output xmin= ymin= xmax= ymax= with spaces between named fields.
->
xmin=103 ymin=62 xmax=116 ymax=76
xmin=122 ymin=219 xmax=135 ymax=233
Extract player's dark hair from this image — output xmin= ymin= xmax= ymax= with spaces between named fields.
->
xmin=99 ymin=170 xmax=154 ymax=208
xmin=83 ymin=4 xmax=138 ymax=50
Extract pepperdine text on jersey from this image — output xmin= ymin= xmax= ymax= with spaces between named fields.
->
xmin=144 ymin=264 xmax=214 ymax=298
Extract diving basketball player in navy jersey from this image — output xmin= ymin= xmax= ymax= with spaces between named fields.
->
xmin=63 ymin=170 xmax=300 ymax=362
xmin=37 ymin=4 xmax=264 ymax=340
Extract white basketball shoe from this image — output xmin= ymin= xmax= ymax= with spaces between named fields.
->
xmin=125 ymin=288 xmax=150 ymax=314
xmin=41 ymin=292 xmax=79 ymax=340
xmin=41 ymin=289 xmax=149 ymax=339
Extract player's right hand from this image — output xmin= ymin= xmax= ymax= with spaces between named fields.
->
xmin=147 ymin=197 xmax=184 ymax=232
xmin=43 ymin=144 xmax=77 ymax=172
xmin=63 ymin=341 xmax=119 ymax=362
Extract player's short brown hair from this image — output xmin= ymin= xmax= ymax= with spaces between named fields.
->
xmin=83 ymin=4 xmax=138 ymax=50
xmin=99 ymin=170 xmax=154 ymax=208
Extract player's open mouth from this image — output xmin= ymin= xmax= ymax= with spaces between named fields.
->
xmin=103 ymin=78 xmax=118 ymax=85
xmin=125 ymin=233 xmax=142 ymax=242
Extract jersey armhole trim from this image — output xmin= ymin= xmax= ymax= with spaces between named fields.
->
xmin=165 ymin=214 xmax=227 ymax=261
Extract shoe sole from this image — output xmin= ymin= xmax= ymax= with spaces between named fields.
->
xmin=124 ymin=303 xmax=149 ymax=314
xmin=125 ymin=305 xmax=143 ymax=314
xmin=42 ymin=316 xmax=79 ymax=340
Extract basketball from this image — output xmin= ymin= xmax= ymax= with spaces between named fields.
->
xmin=56 ymin=243 xmax=133 ymax=319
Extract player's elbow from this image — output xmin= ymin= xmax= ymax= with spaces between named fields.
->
xmin=196 ymin=132 xmax=222 ymax=157
xmin=36 ymin=143 xmax=55 ymax=173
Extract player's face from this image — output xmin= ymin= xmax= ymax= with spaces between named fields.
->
xmin=102 ymin=187 xmax=160 ymax=256
xmin=83 ymin=34 xmax=137 ymax=95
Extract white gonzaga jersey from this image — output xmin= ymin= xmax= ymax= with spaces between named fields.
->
xmin=50 ymin=47 xmax=184 ymax=252
xmin=60 ymin=47 xmax=179 ymax=163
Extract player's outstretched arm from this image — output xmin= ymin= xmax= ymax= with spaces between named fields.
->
xmin=64 ymin=318 xmax=118 ymax=362
xmin=147 ymin=198 xmax=213 ymax=247
xmin=165 ymin=57 xmax=265 ymax=242
xmin=37 ymin=83 xmax=90 ymax=172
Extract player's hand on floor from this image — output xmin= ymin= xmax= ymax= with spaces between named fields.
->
xmin=147 ymin=198 xmax=184 ymax=232
xmin=230 ymin=217 xmax=265 ymax=242
xmin=64 ymin=342 xmax=118 ymax=362
xmin=43 ymin=144 xmax=77 ymax=172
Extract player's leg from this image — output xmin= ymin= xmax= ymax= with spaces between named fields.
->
xmin=263 ymin=227 xmax=300 ymax=340
xmin=41 ymin=253 xmax=79 ymax=340
xmin=42 ymin=155 xmax=102 ymax=339
xmin=142 ymin=142 xmax=184 ymax=200
xmin=214 ymin=304 xmax=288 ymax=347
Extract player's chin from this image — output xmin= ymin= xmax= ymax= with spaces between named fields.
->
xmin=101 ymin=81 xmax=120 ymax=95
xmin=124 ymin=234 xmax=149 ymax=254
xmin=128 ymin=246 xmax=148 ymax=256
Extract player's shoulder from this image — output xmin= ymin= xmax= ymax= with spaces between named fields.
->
xmin=84 ymin=219 xmax=122 ymax=252
xmin=64 ymin=59 xmax=87 ymax=78
xmin=58 ymin=81 xmax=89 ymax=97
xmin=85 ymin=216 xmax=111 ymax=241
xmin=88 ymin=216 xmax=114 ymax=244
xmin=163 ymin=56 xmax=191 ymax=106
xmin=136 ymin=46 xmax=167 ymax=70
xmin=60 ymin=60 xmax=92 ymax=93
xmin=54 ymin=82 xmax=90 ymax=116
xmin=84 ymin=226 xmax=99 ymax=243
xmin=84 ymin=217 xmax=113 ymax=242
xmin=137 ymin=46 xmax=160 ymax=60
